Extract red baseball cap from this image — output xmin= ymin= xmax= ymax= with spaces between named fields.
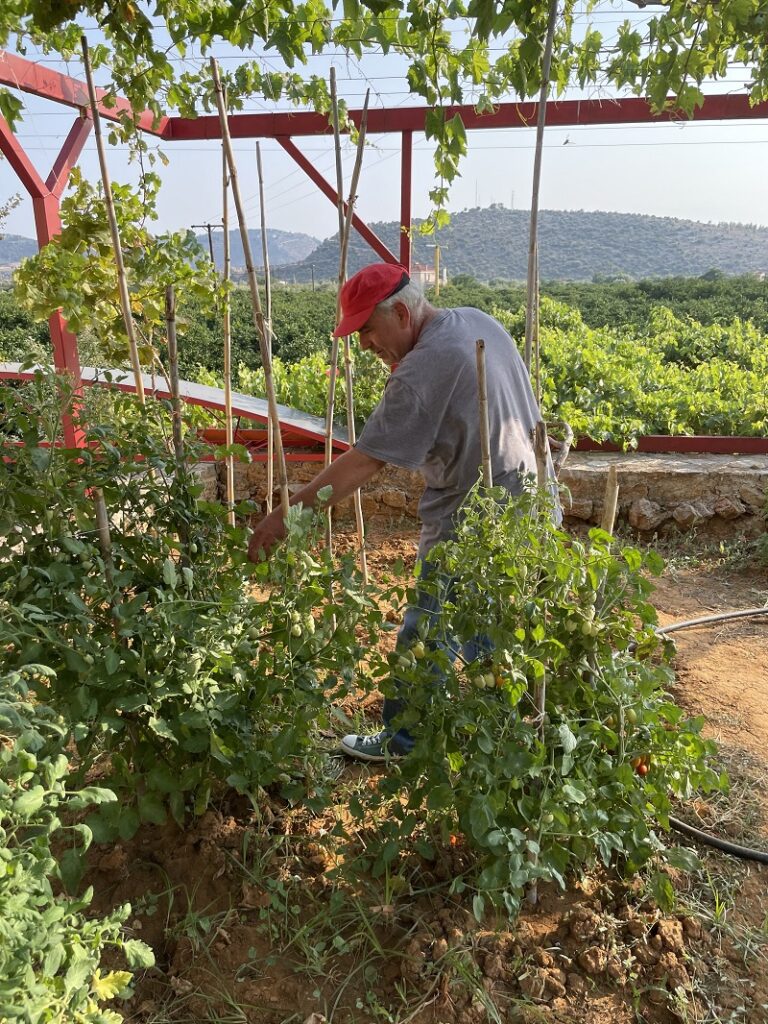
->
xmin=334 ymin=263 xmax=410 ymax=338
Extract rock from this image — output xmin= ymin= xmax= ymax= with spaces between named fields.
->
xmin=380 ymin=488 xmax=407 ymax=509
xmin=713 ymin=496 xmax=746 ymax=519
xmin=565 ymin=498 xmax=594 ymax=521
xmin=628 ymin=499 xmax=666 ymax=532
xmin=672 ymin=500 xmax=713 ymax=529
xmin=672 ymin=503 xmax=700 ymax=529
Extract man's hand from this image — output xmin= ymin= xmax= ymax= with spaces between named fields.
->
xmin=245 ymin=449 xmax=385 ymax=563
xmin=248 ymin=509 xmax=286 ymax=562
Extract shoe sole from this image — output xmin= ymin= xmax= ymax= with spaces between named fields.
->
xmin=338 ymin=739 xmax=400 ymax=763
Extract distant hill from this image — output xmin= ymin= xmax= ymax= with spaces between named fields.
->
xmin=0 ymin=234 xmax=39 ymax=266
xmin=196 ymin=228 xmax=319 ymax=270
xmin=274 ymin=207 xmax=768 ymax=283
xmin=5 ymin=210 xmax=768 ymax=282
xmin=0 ymin=228 xmax=320 ymax=275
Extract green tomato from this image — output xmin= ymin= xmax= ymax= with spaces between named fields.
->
xmin=412 ymin=641 xmax=426 ymax=660
xmin=626 ymin=708 xmax=638 ymax=725
xmin=290 ymin=623 xmax=303 ymax=637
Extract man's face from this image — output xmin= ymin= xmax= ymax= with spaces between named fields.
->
xmin=357 ymin=302 xmax=415 ymax=368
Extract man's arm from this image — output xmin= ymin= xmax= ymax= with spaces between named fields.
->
xmin=247 ymin=447 xmax=386 ymax=560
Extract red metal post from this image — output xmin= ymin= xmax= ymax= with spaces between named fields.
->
xmin=0 ymin=113 xmax=91 ymax=446
xmin=400 ymin=130 xmax=413 ymax=271
xmin=276 ymin=136 xmax=399 ymax=265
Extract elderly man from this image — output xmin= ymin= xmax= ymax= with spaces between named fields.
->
xmin=248 ymin=262 xmax=557 ymax=761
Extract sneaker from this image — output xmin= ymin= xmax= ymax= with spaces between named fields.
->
xmin=339 ymin=730 xmax=404 ymax=763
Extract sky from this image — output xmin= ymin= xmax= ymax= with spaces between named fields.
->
xmin=2 ymin=2 xmax=768 ymax=249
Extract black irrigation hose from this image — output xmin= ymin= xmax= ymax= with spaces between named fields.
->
xmin=654 ymin=606 xmax=768 ymax=864
xmin=668 ymin=815 xmax=768 ymax=865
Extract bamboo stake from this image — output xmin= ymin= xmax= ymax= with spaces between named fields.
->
xmin=256 ymin=141 xmax=274 ymax=516
xmin=524 ymin=0 xmax=560 ymax=374
xmin=165 ymin=286 xmax=184 ymax=468
xmin=534 ymin=420 xmax=549 ymax=490
xmin=322 ymin=68 xmax=347 ymax=553
xmin=600 ymin=463 xmax=619 ymax=535
xmin=94 ymin=488 xmax=116 ymax=591
xmin=210 ymin=58 xmax=289 ymax=519
xmin=332 ymin=78 xmax=370 ymax=584
xmin=340 ymin=93 xmax=370 ymax=585
xmin=165 ymin=285 xmax=191 ymax=556
xmin=81 ymin=36 xmax=145 ymax=405
xmin=533 ymin=243 xmax=542 ymax=406
xmin=222 ymin=136 xmax=236 ymax=526
xmin=475 ymin=340 xmax=493 ymax=488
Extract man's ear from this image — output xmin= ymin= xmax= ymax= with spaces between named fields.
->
xmin=393 ymin=300 xmax=411 ymax=328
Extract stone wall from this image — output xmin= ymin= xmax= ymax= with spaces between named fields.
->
xmin=193 ymin=452 xmax=768 ymax=540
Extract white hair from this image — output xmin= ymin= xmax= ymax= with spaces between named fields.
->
xmin=376 ymin=279 xmax=428 ymax=319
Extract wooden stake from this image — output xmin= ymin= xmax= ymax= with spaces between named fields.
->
xmin=524 ymin=0 xmax=559 ymax=374
xmin=256 ymin=141 xmax=274 ymax=516
xmin=81 ymin=36 xmax=145 ymax=405
xmin=323 ymin=69 xmax=346 ymax=552
xmin=600 ymin=464 xmax=619 ymax=535
xmin=475 ymin=340 xmax=493 ymax=488
xmin=164 ymin=286 xmax=184 ymax=467
xmin=210 ymin=58 xmax=290 ymax=519
xmin=165 ymin=285 xmax=191 ymax=555
xmin=222 ymin=136 xmax=235 ymax=526
xmin=534 ymin=420 xmax=549 ymax=490
xmin=331 ymin=71 xmax=370 ymax=584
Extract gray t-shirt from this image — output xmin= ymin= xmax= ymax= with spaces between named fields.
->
xmin=355 ymin=307 xmax=558 ymax=555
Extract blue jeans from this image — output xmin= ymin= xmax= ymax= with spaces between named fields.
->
xmin=382 ymin=563 xmax=490 ymax=753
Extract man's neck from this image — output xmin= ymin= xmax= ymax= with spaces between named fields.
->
xmin=413 ymin=303 xmax=439 ymax=340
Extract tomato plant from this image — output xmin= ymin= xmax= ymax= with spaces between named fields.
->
xmin=0 ymin=372 xmax=379 ymax=839
xmin=357 ymin=486 xmax=725 ymax=915
xmin=0 ymin=665 xmax=154 ymax=1021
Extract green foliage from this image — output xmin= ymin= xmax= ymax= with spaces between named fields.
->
xmin=494 ymin=299 xmax=768 ymax=441
xmin=358 ymin=487 xmax=724 ymax=914
xmin=177 ymin=286 xmax=338 ymax=374
xmin=0 ymin=372 xmax=377 ymax=837
xmin=196 ymin=345 xmax=389 ymax=429
xmin=0 ymin=665 xmax=154 ymax=1022
xmin=13 ymin=169 xmax=218 ymax=369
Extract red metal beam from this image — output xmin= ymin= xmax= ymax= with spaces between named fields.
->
xmin=400 ymin=130 xmax=413 ymax=271
xmin=0 ymin=114 xmax=45 ymax=196
xmin=276 ymin=136 xmax=399 ymax=265
xmin=47 ymin=113 xmax=92 ymax=196
xmin=164 ymin=93 xmax=768 ymax=141
xmin=0 ymin=50 xmax=166 ymax=135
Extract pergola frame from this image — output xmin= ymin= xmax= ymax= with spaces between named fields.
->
xmin=2 ymin=46 xmax=768 ymax=446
